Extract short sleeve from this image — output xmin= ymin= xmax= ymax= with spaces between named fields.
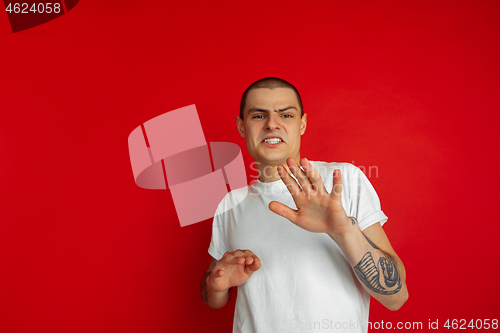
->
xmin=345 ymin=166 xmax=388 ymax=231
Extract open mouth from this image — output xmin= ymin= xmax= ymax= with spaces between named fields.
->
xmin=262 ymin=137 xmax=283 ymax=144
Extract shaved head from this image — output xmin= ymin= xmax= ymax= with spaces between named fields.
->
xmin=240 ymin=77 xmax=304 ymax=120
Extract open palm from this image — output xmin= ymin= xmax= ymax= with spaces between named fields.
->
xmin=269 ymin=158 xmax=352 ymax=235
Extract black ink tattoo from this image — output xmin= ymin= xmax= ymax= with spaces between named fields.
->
xmin=200 ymin=258 xmax=217 ymax=304
xmin=353 ymin=252 xmax=402 ymax=295
xmin=364 ymin=234 xmax=379 ymax=249
xmin=350 ymin=217 xmax=357 ymax=225
xmin=200 ymin=258 xmax=233 ymax=305
xmin=201 ymin=272 xmax=211 ymax=303
xmin=379 ymin=256 xmax=399 ymax=288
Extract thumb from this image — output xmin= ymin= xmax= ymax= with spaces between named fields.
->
xmin=269 ymin=201 xmax=298 ymax=224
xmin=246 ymin=257 xmax=261 ymax=274
xmin=330 ymin=169 xmax=343 ymax=201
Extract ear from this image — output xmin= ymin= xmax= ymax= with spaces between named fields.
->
xmin=300 ymin=113 xmax=307 ymax=135
xmin=236 ymin=116 xmax=245 ymax=138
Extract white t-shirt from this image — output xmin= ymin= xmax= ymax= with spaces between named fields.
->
xmin=208 ymin=161 xmax=388 ymax=333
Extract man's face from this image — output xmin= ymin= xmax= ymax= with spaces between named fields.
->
xmin=237 ymin=88 xmax=307 ymax=167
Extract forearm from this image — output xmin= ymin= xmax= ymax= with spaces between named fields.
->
xmin=200 ymin=271 xmax=232 ymax=309
xmin=327 ymin=220 xmax=408 ymax=311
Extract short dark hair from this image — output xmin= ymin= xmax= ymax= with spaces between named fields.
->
xmin=239 ymin=77 xmax=304 ymax=120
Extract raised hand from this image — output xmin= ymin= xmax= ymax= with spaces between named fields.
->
xmin=206 ymin=250 xmax=261 ymax=293
xmin=269 ymin=158 xmax=352 ymax=235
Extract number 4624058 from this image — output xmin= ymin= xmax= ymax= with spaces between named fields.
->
xmin=444 ymin=319 xmax=498 ymax=330
xmin=5 ymin=3 xmax=62 ymax=14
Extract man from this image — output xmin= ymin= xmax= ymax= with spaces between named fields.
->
xmin=200 ymin=77 xmax=408 ymax=332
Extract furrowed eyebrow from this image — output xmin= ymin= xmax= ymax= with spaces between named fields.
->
xmin=248 ymin=106 xmax=297 ymax=114
xmin=248 ymin=107 xmax=269 ymax=113
xmin=277 ymin=106 xmax=297 ymax=112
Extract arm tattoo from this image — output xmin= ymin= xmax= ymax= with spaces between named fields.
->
xmin=200 ymin=258 xmax=233 ymax=305
xmin=200 ymin=258 xmax=217 ymax=304
xmin=201 ymin=272 xmax=211 ymax=303
xmin=353 ymin=252 xmax=402 ymax=295
xmin=350 ymin=217 xmax=357 ymax=225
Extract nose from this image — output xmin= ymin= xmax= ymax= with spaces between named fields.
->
xmin=265 ymin=113 xmax=281 ymax=130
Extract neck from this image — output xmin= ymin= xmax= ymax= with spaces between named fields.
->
xmin=255 ymin=156 xmax=301 ymax=182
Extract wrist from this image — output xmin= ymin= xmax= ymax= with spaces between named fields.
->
xmin=326 ymin=217 xmax=361 ymax=244
xmin=206 ymin=275 xmax=229 ymax=294
xmin=326 ymin=216 xmax=357 ymax=237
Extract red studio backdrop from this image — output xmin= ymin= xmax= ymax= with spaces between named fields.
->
xmin=1 ymin=1 xmax=499 ymax=332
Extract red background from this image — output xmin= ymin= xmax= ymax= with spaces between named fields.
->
xmin=1 ymin=1 xmax=499 ymax=332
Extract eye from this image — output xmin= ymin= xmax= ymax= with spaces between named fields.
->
xmin=282 ymin=114 xmax=293 ymax=118
xmin=253 ymin=114 xmax=265 ymax=119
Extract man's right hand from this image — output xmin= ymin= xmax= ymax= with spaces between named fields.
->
xmin=206 ymin=250 xmax=261 ymax=293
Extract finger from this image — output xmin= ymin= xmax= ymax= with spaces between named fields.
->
xmin=234 ymin=257 xmax=245 ymax=264
xmin=231 ymin=249 xmax=257 ymax=258
xmin=244 ymin=256 xmax=254 ymax=265
xmin=330 ymin=169 xmax=343 ymax=201
xmin=300 ymin=158 xmax=326 ymax=194
xmin=269 ymin=200 xmax=298 ymax=224
xmin=232 ymin=249 xmax=248 ymax=258
xmin=214 ymin=269 xmax=224 ymax=277
xmin=287 ymin=158 xmax=313 ymax=193
xmin=246 ymin=256 xmax=261 ymax=272
xmin=210 ymin=265 xmax=225 ymax=279
xmin=277 ymin=165 xmax=302 ymax=197
xmin=222 ymin=251 xmax=246 ymax=265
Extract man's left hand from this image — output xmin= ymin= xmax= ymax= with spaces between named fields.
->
xmin=269 ymin=158 xmax=353 ymax=235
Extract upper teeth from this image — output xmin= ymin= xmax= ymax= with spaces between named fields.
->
xmin=264 ymin=138 xmax=282 ymax=144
